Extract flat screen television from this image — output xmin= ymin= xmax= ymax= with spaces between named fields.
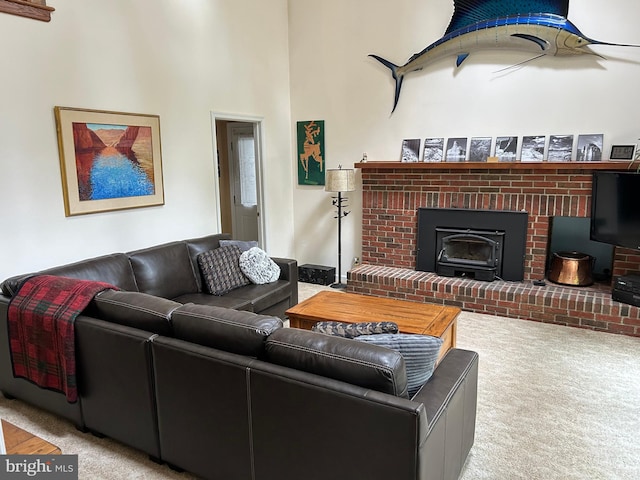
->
xmin=590 ymin=171 xmax=640 ymax=249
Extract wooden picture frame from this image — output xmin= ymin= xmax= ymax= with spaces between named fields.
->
xmin=0 ymin=0 xmax=54 ymax=22
xmin=610 ymin=145 xmax=635 ymax=161
xmin=55 ymin=106 xmax=164 ymax=216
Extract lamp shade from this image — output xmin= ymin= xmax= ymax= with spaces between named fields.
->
xmin=325 ymin=168 xmax=355 ymax=192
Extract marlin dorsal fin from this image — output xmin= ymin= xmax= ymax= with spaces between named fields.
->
xmin=445 ymin=0 xmax=570 ymax=34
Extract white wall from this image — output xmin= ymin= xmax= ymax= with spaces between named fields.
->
xmin=288 ymin=0 xmax=640 ymax=280
xmin=0 ymin=0 xmax=294 ymax=279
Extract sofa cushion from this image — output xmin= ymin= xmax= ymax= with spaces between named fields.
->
xmin=239 ymin=247 xmax=280 ymax=285
xmin=265 ymin=328 xmax=409 ymax=398
xmin=219 ymin=239 xmax=258 ymax=252
xmin=355 ymin=333 xmax=443 ymax=397
xmin=93 ymin=290 xmax=181 ymax=336
xmin=128 ymin=242 xmax=199 ymax=299
xmin=171 ymin=303 xmax=282 ymax=357
xmin=224 ymin=281 xmax=291 ymax=314
xmin=198 ymin=245 xmax=250 ymax=295
xmin=172 ymin=292 xmax=253 ymax=311
xmin=312 ymin=321 xmax=399 ymax=338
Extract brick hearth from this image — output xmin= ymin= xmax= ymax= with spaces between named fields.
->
xmin=347 ymin=162 xmax=640 ymax=337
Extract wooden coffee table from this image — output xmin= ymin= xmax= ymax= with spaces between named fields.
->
xmin=286 ymin=291 xmax=460 ymax=363
xmin=1 ymin=419 xmax=61 ymax=455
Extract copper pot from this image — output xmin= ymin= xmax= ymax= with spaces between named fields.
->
xmin=548 ymin=251 xmax=594 ymax=286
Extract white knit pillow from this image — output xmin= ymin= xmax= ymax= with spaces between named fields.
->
xmin=239 ymin=247 xmax=280 ymax=284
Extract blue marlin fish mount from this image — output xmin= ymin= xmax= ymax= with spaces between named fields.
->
xmin=370 ymin=0 xmax=640 ymax=113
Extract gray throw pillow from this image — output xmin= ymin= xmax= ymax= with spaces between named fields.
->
xmin=355 ymin=333 xmax=443 ymax=397
xmin=197 ymin=245 xmax=250 ymax=295
xmin=239 ymin=247 xmax=280 ymax=284
xmin=312 ymin=321 xmax=399 ymax=339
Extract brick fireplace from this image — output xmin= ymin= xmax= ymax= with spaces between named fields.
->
xmin=347 ymin=162 xmax=640 ymax=337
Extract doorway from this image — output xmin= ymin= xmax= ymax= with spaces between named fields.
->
xmin=212 ymin=114 xmax=265 ymax=246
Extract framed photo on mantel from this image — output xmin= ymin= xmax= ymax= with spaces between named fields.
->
xmin=401 ymin=139 xmax=421 ymax=162
xmin=495 ymin=136 xmax=517 ymax=162
xmin=469 ymin=137 xmax=491 ymax=162
xmin=422 ymin=137 xmax=444 ymax=162
xmin=548 ymin=135 xmax=574 ymax=162
xmin=445 ymin=137 xmax=467 ymax=162
xmin=521 ymin=135 xmax=545 ymax=162
xmin=576 ymin=134 xmax=603 ymax=161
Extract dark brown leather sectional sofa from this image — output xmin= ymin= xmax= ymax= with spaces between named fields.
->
xmin=0 ymin=233 xmax=478 ymax=480
xmin=0 ymin=233 xmax=298 ymax=319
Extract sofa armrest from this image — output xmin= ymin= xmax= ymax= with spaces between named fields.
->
xmin=412 ymin=348 xmax=479 ymax=480
xmin=271 ymin=257 xmax=298 ymax=305
xmin=1 ymin=274 xmax=32 ymax=297
xmin=0 ymin=296 xmax=84 ymax=427
xmin=92 ymin=290 xmax=181 ymax=336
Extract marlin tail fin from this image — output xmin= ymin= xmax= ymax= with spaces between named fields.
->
xmin=369 ymin=54 xmax=404 ymax=113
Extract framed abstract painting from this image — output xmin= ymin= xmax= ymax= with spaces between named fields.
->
xmin=54 ymin=107 xmax=164 ymax=216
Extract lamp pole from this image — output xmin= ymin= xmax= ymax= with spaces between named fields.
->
xmin=331 ymin=191 xmax=348 ymax=289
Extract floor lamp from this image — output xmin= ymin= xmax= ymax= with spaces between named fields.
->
xmin=325 ymin=166 xmax=355 ymax=289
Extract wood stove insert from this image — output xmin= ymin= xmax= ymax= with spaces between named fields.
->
xmin=436 ymin=228 xmax=505 ymax=281
xmin=417 ymin=208 xmax=528 ymax=281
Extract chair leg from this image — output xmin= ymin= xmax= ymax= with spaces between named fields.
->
xmin=75 ymin=424 xmax=89 ymax=433
xmin=167 ymin=463 xmax=184 ymax=473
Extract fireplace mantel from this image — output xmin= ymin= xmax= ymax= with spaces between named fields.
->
xmin=354 ymin=161 xmax=630 ymax=171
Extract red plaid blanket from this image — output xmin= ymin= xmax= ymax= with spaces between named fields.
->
xmin=7 ymin=275 xmax=116 ymax=403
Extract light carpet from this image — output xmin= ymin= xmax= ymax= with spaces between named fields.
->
xmin=0 ymin=283 xmax=638 ymax=479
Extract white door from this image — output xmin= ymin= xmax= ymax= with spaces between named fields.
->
xmin=227 ymin=123 xmax=259 ymax=242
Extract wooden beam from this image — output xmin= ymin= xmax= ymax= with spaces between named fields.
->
xmin=0 ymin=0 xmax=54 ymax=22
